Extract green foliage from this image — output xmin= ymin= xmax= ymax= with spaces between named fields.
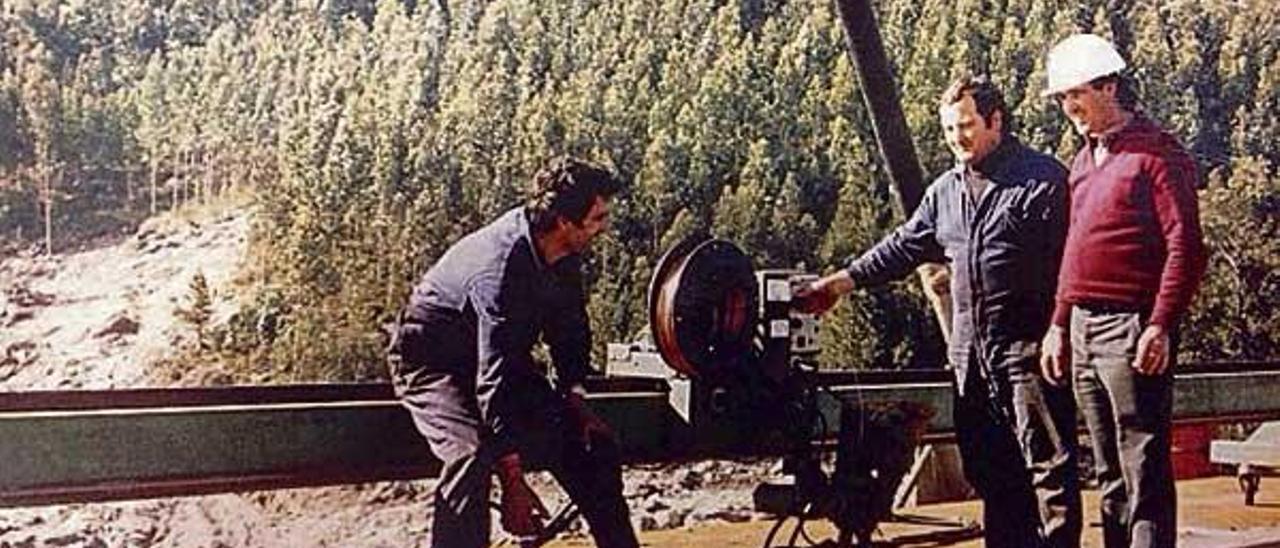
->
xmin=1183 ymin=157 xmax=1280 ymax=360
xmin=0 ymin=0 xmax=1277 ymax=380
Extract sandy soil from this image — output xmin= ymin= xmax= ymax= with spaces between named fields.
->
xmin=549 ymin=476 xmax=1280 ymax=548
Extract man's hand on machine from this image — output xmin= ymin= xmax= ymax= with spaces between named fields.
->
xmin=792 ymin=271 xmax=854 ymax=315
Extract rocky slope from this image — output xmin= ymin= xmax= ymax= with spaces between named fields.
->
xmin=1 ymin=209 xmax=246 ymax=390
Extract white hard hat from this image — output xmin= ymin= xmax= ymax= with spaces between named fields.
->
xmin=1043 ymin=34 xmax=1127 ymax=97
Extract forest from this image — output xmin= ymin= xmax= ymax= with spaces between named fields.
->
xmin=1 ymin=0 xmax=1276 ymax=381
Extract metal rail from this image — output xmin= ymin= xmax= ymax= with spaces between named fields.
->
xmin=3 ymin=361 xmax=1280 ymax=508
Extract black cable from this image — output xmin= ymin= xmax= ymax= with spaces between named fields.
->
xmin=786 ymin=517 xmax=804 ymax=547
xmin=796 ymin=515 xmax=823 ymax=546
xmin=762 ymin=515 xmax=791 ymax=548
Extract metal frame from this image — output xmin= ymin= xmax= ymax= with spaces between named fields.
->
xmin=4 ymin=363 xmax=1280 ymax=507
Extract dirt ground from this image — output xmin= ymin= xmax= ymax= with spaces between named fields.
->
xmin=541 ymin=476 xmax=1280 ymax=548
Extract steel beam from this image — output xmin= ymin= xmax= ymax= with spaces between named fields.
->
xmin=0 ymin=389 xmax=672 ymax=507
xmin=3 ymin=366 xmax=1280 ymax=507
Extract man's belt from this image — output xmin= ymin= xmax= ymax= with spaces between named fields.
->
xmin=1076 ymin=300 xmax=1148 ymax=314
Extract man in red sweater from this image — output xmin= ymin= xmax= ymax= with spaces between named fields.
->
xmin=1039 ymin=34 xmax=1207 ymax=548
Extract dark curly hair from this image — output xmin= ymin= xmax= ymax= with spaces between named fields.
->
xmin=526 ymin=156 xmax=623 ymax=234
xmin=940 ymin=73 xmax=1013 ymax=135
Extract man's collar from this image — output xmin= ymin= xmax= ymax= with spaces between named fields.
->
xmin=520 ymin=208 xmax=548 ymax=272
xmin=1088 ymin=111 xmax=1137 ymax=149
xmin=959 ymin=135 xmax=1019 ymax=179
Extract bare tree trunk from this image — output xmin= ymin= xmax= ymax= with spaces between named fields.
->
xmin=125 ymin=168 xmax=134 ymax=202
xmin=42 ymin=169 xmax=53 ymax=255
xmin=195 ymin=149 xmax=204 ymax=204
xmin=188 ymin=149 xmax=198 ymax=205
xmin=216 ymin=155 xmax=225 ymax=199
xmin=173 ymin=152 xmax=183 ymax=210
xmin=203 ymin=150 xmax=213 ymax=204
xmin=32 ymin=176 xmax=41 ymax=240
xmin=240 ymin=159 xmax=251 ymax=197
xmin=171 ymin=170 xmax=180 ymax=212
xmin=150 ymin=160 xmax=158 ymax=214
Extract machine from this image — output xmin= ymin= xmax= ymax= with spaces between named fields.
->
xmin=640 ymin=234 xmax=935 ymax=547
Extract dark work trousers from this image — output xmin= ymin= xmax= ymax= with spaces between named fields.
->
xmin=1071 ymin=306 xmax=1176 ymax=548
xmin=387 ymin=321 xmax=638 ymax=548
xmin=954 ymin=353 xmax=1081 ymax=548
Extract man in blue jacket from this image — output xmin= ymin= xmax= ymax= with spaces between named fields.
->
xmin=796 ymin=75 xmax=1080 ymax=548
xmin=387 ymin=157 xmax=638 ymax=548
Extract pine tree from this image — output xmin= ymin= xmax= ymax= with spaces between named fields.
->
xmin=18 ymin=41 xmax=64 ymax=255
xmin=175 ymin=270 xmax=215 ymax=349
xmin=1183 ymin=155 xmax=1280 ymax=360
xmin=712 ymin=139 xmax=776 ymax=256
xmin=0 ymin=0 xmax=1273 ymax=380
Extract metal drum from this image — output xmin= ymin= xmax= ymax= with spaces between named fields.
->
xmin=647 ymin=236 xmax=758 ymax=378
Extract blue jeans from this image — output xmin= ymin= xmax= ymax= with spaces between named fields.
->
xmin=954 ymin=353 xmax=1080 ymax=548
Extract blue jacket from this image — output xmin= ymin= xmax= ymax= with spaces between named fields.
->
xmin=845 ymin=137 xmax=1068 ymax=382
xmin=398 ymin=207 xmax=592 ymax=448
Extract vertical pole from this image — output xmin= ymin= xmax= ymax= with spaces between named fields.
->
xmin=832 ymin=0 xmax=952 ymax=341
xmin=832 ymin=0 xmax=924 ymax=212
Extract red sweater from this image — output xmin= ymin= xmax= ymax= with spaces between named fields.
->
xmin=1051 ymin=117 xmax=1207 ymax=328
